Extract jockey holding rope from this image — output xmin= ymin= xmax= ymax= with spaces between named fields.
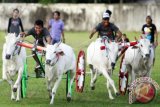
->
xmin=89 ymin=10 xmax=122 ymax=42
xmin=20 ymin=19 xmax=51 ymax=78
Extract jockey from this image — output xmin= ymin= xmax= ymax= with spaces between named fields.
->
xmin=20 ymin=19 xmax=51 ymax=78
xmin=89 ymin=10 xmax=122 ymax=42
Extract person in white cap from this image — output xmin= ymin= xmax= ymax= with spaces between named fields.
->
xmin=89 ymin=11 xmax=122 ymax=41
xmin=106 ymin=9 xmax=112 ymax=17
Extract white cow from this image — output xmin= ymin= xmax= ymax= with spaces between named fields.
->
xmin=120 ymin=38 xmax=153 ymax=92
xmin=87 ymin=38 xmax=120 ymax=100
xmin=2 ymin=33 xmax=26 ymax=101
xmin=44 ymin=42 xmax=76 ymax=104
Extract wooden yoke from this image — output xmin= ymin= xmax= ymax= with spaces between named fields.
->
xmin=17 ymin=42 xmax=46 ymax=51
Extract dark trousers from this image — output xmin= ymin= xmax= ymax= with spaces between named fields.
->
xmin=32 ymin=43 xmax=44 ymax=68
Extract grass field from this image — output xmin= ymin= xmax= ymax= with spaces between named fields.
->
xmin=0 ymin=31 xmax=160 ymax=107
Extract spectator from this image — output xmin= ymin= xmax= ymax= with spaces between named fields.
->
xmin=48 ymin=11 xmax=65 ymax=44
xmin=8 ymin=8 xmax=24 ymax=36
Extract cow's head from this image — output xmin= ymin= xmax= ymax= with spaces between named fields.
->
xmin=45 ymin=43 xmax=64 ymax=66
xmin=138 ymin=37 xmax=151 ymax=60
xmin=5 ymin=33 xmax=20 ymax=60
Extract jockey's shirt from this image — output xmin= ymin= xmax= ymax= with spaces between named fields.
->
xmin=27 ymin=27 xmax=50 ymax=46
xmin=95 ymin=22 xmax=119 ymax=40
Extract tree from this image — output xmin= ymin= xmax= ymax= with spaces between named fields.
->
xmin=120 ymin=0 xmax=123 ymax=4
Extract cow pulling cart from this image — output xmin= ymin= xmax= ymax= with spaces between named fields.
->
xmin=118 ymin=38 xmax=159 ymax=104
xmin=17 ymin=41 xmax=86 ymax=100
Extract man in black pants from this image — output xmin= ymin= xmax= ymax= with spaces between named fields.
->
xmin=142 ymin=16 xmax=158 ymax=65
xmin=21 ymin=19 xmax=51 ymax=77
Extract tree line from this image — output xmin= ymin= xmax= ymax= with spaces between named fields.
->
xmin=0 ymin=0 xmax=137 ymax=3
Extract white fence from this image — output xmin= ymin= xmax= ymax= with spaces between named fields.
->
xmin=0 ymin=3 xmax=160 ymax=31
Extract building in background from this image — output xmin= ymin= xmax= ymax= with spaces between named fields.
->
xmin=1 ymin=0 xmax=160 ymax=3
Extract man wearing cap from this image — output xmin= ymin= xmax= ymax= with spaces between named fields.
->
xmin=89 ymin=11 xmax=122 ymax=41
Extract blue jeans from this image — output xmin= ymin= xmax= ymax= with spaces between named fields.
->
xmin=52 ymin=39 xmax=60 ymax=45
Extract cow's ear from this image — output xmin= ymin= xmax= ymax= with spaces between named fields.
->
xmin=43 ymin=38 xmax=49 ymax=47
xmin=134 ymin=36 xmax=138 ymax=41
xmin=14 ymin=33 xmax=16 ymax=37
xmin=56 ymin=51 xmax=64 ymax=56
xmin=5 ymin=36 xmax=7 ymax=40
xmin=56 ymin=49 xmax=64 ymax=56
xmin=17 ymin=34 xmax=21 ymax=40
xmin=59 ymin=51 xmax=64 ymax=56
xmin=140 ymin=35 xmax=143 ymax=39
xmin=5 ymin=35 xmax=9 ymax=41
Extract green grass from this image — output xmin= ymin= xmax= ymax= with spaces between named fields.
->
xmin=0 ymin=31 xmax=160 ymax=107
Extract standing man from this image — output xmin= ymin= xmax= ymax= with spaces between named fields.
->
xmin=142 ymin=15 xmax=158 ymax=65
xmin=48 ymin=11 xmax=65 ymax=44
xmin=142 ymin=16 xmax=158 ymax=46
xmin=8 ymin=8 xmax=24 ymax=36
xmin=21 ymin=19 xmax=51 ymax=78
xmin=89 ymin=11 xmax=122 ymax=41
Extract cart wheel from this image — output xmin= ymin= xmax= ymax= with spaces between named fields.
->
xmin=76 ymin=50 xmax=86 ymax=93
xmin=21 ymin=63 xmax=27 ymax=98
xmin=66 ymin=70 xmax=72 ymax=102
xmin=119 ymin=72 xmax=128 ymax=95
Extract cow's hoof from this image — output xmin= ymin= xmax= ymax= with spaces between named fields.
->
xmin=49 ymin=95 xmax=52 ymax=99
xmin=109 ymin=97 xmax=114 ymax=100
xmin=67 ymin=97 xmax=71 ymax=102
xmin=93 ymin=79 xmax=97 ymax=83
xmin=50 ymin=101 xmax=54 ymax=105
xmin=11 ymin=97 xmax=15 ymax=100
xmin=16 ymin=99 xmax=20 ymax=102
xmin=116 ymin=92 xmax=120 ymax=96
xmin=13 ymin=88 xmax=17 ymax=92
xmin=99 ymin=73 xmax=102 ymax=76
xmin=91 ymin=86 xmax=95 ymax=90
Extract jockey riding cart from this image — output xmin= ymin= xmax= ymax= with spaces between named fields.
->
xmin=17 ymin=40 xmax=86 ymax=100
